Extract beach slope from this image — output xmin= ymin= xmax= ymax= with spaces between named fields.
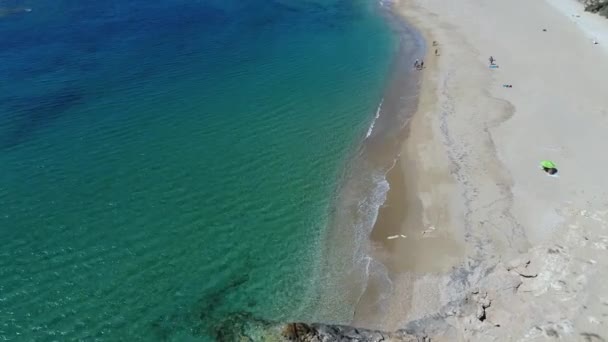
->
xmin=381 ymin=0 xmax=608 ymax=339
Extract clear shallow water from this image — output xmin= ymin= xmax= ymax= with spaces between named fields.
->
xmin=0 ymin=0 xmax=397 ymax=340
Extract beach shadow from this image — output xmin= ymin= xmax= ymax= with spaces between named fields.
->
xmin=543 ymin=167 xmax=558 ymax=176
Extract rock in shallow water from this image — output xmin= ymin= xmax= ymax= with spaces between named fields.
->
xmin=214 ymin=313 xmax=423 ymax=342
xmin=281 ymin=322 xmax=421 ymax=342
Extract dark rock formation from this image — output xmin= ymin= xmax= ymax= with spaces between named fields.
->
xmin=280 ymin=322 xmax=422 ymax=342
xmin=214 ymin=313 xmax=426 ymax=342
xmin=580 ymin=0 xmax=608 ymax=18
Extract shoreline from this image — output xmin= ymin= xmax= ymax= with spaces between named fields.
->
xmin=352 ymin=1 xmax=467 ymax=330
xmin=355 ymin=0 xmax=608 ymax=339
xmin=308 ymin=2 xmax=426 ymax=326
xmin=350 ymin=4 xmax=433 ymax=328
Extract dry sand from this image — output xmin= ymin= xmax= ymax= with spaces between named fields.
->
xmin=360 ymin=0 xmax=608 ymax=340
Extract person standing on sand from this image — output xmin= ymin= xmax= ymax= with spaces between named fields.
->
xmin=414 ymin=59 xmax=419 ymax=69
xmin=420 ymin=60 xmax=424 ymax=69
xmin=489 ymin=56 xmax=495 ymax=65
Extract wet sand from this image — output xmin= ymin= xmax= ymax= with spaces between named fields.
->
xmin=352 ymin=5 xmax=466 ymax=330
xmin=311 ymin=7 xmax=426 ymax=326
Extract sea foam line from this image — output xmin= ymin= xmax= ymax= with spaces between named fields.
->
xmin=352 ymin=158 xmax=398 ymax=315
xmin=365 ymin=99 xmax=384 ymax=138
xmin=353 ymin=157 xmax=398 ymax=260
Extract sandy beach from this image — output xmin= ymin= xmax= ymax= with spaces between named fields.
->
xmin=359 ymin=0 xmax=608 ymax=339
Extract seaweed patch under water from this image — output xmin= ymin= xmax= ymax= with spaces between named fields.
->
xmin=150 ymin=274 xmax=251 ymax=341
xmin=0 ymin=88 xmax=85 ymax=149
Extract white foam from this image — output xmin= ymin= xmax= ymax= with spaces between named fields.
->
xmin=350 ymin=160 xmax=399 ymax=314
xmin=356 ymin=168 xmax=391 ymax=242
xmin=356 ymin=254 xmax=394 ymax=311
xmin=378 ymin=0 xmax=395 ymax=8
xmin=365 ymin=99 xmax=384 ymax=138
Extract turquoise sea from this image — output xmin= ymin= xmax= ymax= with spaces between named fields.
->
xmin=0 ymin=0 xmax=410 ymax=340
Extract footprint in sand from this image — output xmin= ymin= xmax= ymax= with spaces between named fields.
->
xmin=422 ymin=226 xmax=436 ymax=236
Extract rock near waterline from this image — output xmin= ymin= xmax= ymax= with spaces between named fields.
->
xmin=214 ymin=313 xmax=426 ymax=342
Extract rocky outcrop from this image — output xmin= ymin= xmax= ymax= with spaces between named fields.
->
xmin=211 ymin=207 xmax=608 ymax=341
xmin=281 ymin=323 xmax=423 ymax=342
xmin=579 ymin=0 xmax=608 ymax=18
xmin=214 ymin=313 xmax=426 ymax=342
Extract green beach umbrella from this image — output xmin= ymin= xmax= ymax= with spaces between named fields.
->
xmin=540 ymin=160 xmax=556 ymax=169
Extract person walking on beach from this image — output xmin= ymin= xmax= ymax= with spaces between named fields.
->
xmin=414 ymin=59 xmax=419 ymax=69
xmin=419 ymin=60 xmax=424 ymax=69
xmin=489 ymin=56 xmax=495 ymax=65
